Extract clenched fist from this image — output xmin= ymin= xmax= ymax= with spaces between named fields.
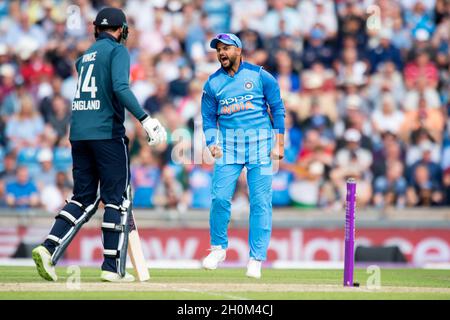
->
xmin=270 ymin=133 xmax=285 ymax=160
xmin=208 ymin=145 xmax=223 ymax=158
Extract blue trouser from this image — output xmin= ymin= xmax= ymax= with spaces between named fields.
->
xmin=43 ymin=137 xmax=130 ymax=273
xmin=210 ymin=161 xmax=273 ymax=261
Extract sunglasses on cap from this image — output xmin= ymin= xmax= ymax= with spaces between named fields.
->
xmin=216 ymin=34 xmax=237 ymax=45
xmin=210 ymin=33 xmax=242 ymax=49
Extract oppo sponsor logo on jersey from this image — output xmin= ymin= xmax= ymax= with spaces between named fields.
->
xmin=219 ymin=94 xmax=254 ymax=115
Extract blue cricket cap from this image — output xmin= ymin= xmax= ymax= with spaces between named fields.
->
xmin=210 ymin=33 xmax=242 ymax=49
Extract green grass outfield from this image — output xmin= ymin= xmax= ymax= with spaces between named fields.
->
xmin=0 ymin=266 xmax=449 ymax=300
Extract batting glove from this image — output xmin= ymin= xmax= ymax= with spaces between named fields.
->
xmin=141 ymin=116 xmax=167 ymax=146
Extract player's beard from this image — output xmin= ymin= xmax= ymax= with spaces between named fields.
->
xmin=220 ymin=54 xmax=238 ymax=71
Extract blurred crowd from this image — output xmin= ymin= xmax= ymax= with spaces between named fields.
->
xmin=0 ymin=0 xmax=449 ymax=213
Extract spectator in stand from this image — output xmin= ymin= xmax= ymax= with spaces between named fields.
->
xmin=371 ymin=94 xmax=405 ymax=138
xmin=334 ymin=45 xmax=368 ymax=88
xmin=407 ymin=163 xmax=443 ymax=206
xmin=336 ymin=91 xmax=369 ymax=119
xmin=405 ymin=128 xmax=441 ymax=167
xmin=289 ymin=124 xmax=332 ymax=171
xmin=261 ymin=0 xmax=301 ymax=37
xmin=411 ymin=28 xmax=436 ymax=55
xmin=368 ymin=61 xmax=406 ymax=106
xmin=5 ymin=166 xmax=39 ymax=209
xmin=404 ymin=49 xmax=439 ymax=90
xmin=431 ymin=13 xmax=449 ymax=52
xmin=298 ymin=0 xmax=337 ymax=40
xmin=407 ymin=142 xmax=442 ymax=188
xmin=403 ymin=76 xmax=442 ymax=111
xmin=169 ymin=62 xmax=193 ymax=99
xmin=391 ymin=13 xmax=413 ymax=54
xmin=182 ymin=11 xmax=209 ymax=62
xmin=288 ymin=161 xmax=325 ymax=208
xmin=33 ymin=148 xmax=56 ymax=192
xmin=46 ymin=94 xmax=70 ymax=140
xmin=131 ymin=149 xmax=161 ymax=208
xmin=336 ymin=2 xmax=367 ymax=53
xmin=373 ymin=160 xmax=408 ymax=209
xmin=60 ymin=64 xmax=78 ymax=102
xmin=273 ymin=50 xmax=300 ymax=93
xmin=185 ymin=163 xmax=213 ymax=210
xmin=38 ymin=76 xmax=63 ymax=123
xmin=296 ymin=129 xmax=334 ymax=166
xmin=301 ymin=98 xmax=334 ymax=143
xmin=202 ymin=0 xmax=232 ymax=33
xmin=4 ymin=12 xmax=47 ymax=49
xmin=236 ymin=28 xmax=267 ymax=66
xmin=153 ymin=165 xmax=184 ymax=210
xmin=5 ymin=95 xmax=45 ymax=152
xmin=130 ymin=52 xmax=156 ymax=105
xmin=155 ymin=48 xmax=183 ymax=84
xmin=143 ymin=80 xmax=171 ymax=115
xmin=1 ymin=74 xmax=28 ymax=124
xmin=368 ymin=28 xmax=403 ymax=73
xmin=302 ymin=24 xmax=335 ymax=69
xmin=36 ymin=0 xmax=57 ymax=35
xmin=40 ymin=172 xmax=65 ymax=213
xmin=400 ymin=95 xmax=445 ymax=143
xmin=298 ymin=62 xmax=337 ymax=121
xmin=330 ymin=128 xmax=373 ymax=207
xmin=18 ymin=47 xmax=54 ymax=88
xmin=0 ymin=63 xmax=16 ymax=105
xmin=334 ymin=94 xmax=372 ymax=150
xmin=176 ymin=79 xmax=202 ymax=124
xmin=230 ymin=0 xmax=267 ymax=34
xmin=404 ymin=0 xmax=436 ymax=35
xmin=138 ymin=7 xmax=169 ymax=56
xmin=371 ymin=133 xmax=405 ymax=180
xmin=272 ymin=168 xmax=294 ymax=207
xmin=0 ymin=152 xmax=18 ymax=185
xmin=434 ymin=0 xmax=449 ymax=23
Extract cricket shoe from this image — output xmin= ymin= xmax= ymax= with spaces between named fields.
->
xmin=100 ymin=270 xmax=135 ymax=282
xmin=202 ymin=246 xmax=226 ymax=270
xmin=246 ymin=258 xmax=262 ymax=279
xmin=32 ymin=245 xmax=58 ymax=281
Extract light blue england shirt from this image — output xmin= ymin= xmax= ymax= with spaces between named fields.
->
xmin=201 ymin=61 xmax=285 ymax=164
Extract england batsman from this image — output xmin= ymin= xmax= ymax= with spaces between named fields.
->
xmin=201 ymin=33 xmax=285 ymax=278
xmin=31 ymin=7 xmax=167 ymax=282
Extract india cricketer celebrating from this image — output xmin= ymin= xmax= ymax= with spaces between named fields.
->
xmin=201 ymin=33 xmax=285 ymax=278
xmin=31 ymin=7 xmax=167 ymax=282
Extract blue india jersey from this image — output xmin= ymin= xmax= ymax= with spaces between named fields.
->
xmin=201 ymin=62 xmax=285 ymax=164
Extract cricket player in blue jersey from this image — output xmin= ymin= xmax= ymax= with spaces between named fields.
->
xmin=201 ymin=33 xmax=285 ymax=278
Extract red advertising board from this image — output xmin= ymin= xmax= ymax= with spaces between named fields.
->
xmin=63 ymin=228 xmax=450 ymax=264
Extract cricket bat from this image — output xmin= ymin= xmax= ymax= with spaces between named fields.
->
xmin=126 ymin=185 xmax=150 ymax=282
xmin=128 ymin=218 xmax=150 ymax=282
